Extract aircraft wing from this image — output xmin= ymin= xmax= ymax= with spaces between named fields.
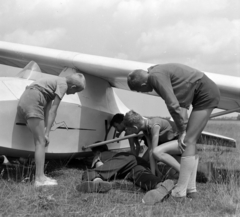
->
xmin=0 ymin=41 xmax=239 ymax=113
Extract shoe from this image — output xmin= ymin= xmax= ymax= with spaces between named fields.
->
xmin=34 ymin=179 xmax=58 ymax=187
xmin=169 ymin=194 xmax=187 ymax=203
xmin=76 ymin=181 xmax=112 ymax=193
xmin=142 ymin=180 xmax=175 ymax=205
xmin=156 ymin=179 xmax=175 ymax=191
xmin=46 ymin=176 xmax=57 ymax=183
xmin=187 ymin=191 xmax=198 ymax=199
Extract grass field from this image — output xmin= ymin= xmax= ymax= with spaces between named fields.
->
xmin=0 ymin=120 xmax=240 ymax=217
xmin=204 ymin=120 xmax=240 ymax=150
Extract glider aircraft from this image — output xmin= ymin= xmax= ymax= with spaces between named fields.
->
xmin=0 ymin=41 xmax=239 ymax=159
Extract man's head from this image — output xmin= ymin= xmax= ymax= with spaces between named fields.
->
xmin=127 ymin=69 xmax=152 ymax=93
xmin=123 ymin=110 xmax=145 ymax=134
xmin=110 ymin=113 xmax=125 ymax=133
xmin=66 ymin=73 xmax=86 ymax=95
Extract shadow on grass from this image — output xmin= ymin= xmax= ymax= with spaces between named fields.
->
xmin=112 ymin=180 xmax=143 ymax=193
xmin=0 ymin=156 xmax=94 ymax=183
xmin=1 ymin=154 xmax=239 ymax=188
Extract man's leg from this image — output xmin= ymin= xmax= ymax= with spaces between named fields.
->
xmin=82 ymin=170 xmax=101 ymax=181
xmin=127 ymin=165 xmax=162 ymax=191
xmin=142 ymin=179 xmax=175 ymax=205
xmin=153 ymin=140 xmax=181 ymax=172
xmin=172 ymin=108 xmax=213 ymax=198
xmin=127 ymin=165 xmax=175 ymax=204
xmin=95 ymin=153 xmax=137 ymax=180
xmin=186 ymin=155 xmax=199 ymax=198
xmin=77 ymin=154 xmax=137 ymax=193
xmin=77 ymin=170 xmax=112 ymax=193
xmin=27 ymin=118 xmax=57 ymax=186
xmin=76 ymin=180 xmax=112 ymax=193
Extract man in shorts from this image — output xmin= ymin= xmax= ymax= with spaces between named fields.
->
xmin=17 ymin=73 xmax=86 ymax=187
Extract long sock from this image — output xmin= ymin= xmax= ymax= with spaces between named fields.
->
xmin=171 ymin=156 xmax=195 ymax=197
xmin=187 ymin=155 xmax=199 ymax=193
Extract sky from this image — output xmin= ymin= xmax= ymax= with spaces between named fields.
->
xmin=0 ymin=0 xmax=239 ymax=117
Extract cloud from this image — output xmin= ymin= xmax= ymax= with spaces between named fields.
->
xmin=2 ymin=28 xmax=66 ymax=47
xmin=113 ymin=0 xmax=229 ymax=25
xmin=134 ymin=17 xmax=240 ymax=72
xmin=11 ymin=0 xmax=73 ymax=18
xmin=115 ymin=53 xmax=129 ymax=60
xmin=114 ymin=0 xmax=144 ymax=21
xmin=0 ymin=0 xmax=239 ymax=76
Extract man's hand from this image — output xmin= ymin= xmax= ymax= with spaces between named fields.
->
xmin=116 ymin=131 xmax=122 ymax=138
xmin=45 ymin=134 xmax=50 ymax=147
xmin=178 ymin=131 xmax=186 ymax=153
xmin=91 ymin=152 xmax=102 ymax=168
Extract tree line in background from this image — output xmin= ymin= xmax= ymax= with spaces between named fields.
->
xmin=163 ymin=115 xmax=240 ymax=120
xmin=214 ymin=115 xmax=240 ymax=120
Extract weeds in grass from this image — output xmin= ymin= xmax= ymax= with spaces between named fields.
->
xmin=0 ymin=120 xmax=240 ymax=216
xmin=1 ymin=164 xmax=240 ymax=216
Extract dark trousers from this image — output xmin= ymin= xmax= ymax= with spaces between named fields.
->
xmin=82 ymin=153 xmax=163 ymax=191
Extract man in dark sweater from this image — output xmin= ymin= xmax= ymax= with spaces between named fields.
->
xmin=76 ymin=145 xmax=174 ymax=205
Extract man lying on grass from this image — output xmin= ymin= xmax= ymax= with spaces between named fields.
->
xmin=76 ymin=145 xmax=175 ymax=205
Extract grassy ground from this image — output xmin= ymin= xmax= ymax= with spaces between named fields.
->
xmin=0 ymin=120 xmax=240 ymax=217
xmin=204 ymin=120 xmax=240 ymax=149
xmin=1 ymin=167 xmax=239 ymax=217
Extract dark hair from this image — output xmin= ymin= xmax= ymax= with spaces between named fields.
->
xmin=110 ymin=113 xmax=124 ymax=126
xmin=91 ymin=144 xmax=109 ymax=153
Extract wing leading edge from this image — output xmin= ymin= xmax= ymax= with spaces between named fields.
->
xmin=0 ymin=41 xmax=239 ymax=113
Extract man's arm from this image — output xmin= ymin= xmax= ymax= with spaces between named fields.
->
xmin=149 ymin=73 xmax=187 ymax=151
xmin=149 ymin=73 xmax=186 ymax=133
xmin=45 ymin=95 xmax=61 ymax=142
xmin=43 ymin=101 xmax=52 ymax=145
xmin=142 ymin=148 xmax=149 ymax=162
xmin=149 ymin=125 xmax=161 ymax=176
xmin=128 ymin=137 xmax=140 ymax=156
xmin=44 ymin=101 xmax=52 ymax=126
xmin=133 ymin=137 xmax=140 ymax=156
xmin=92 ymin=154 xmax=104 ymax=168
xmin=128 ymin=137 xmax=136 ymax=156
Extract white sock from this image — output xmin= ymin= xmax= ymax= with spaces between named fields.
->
xmin=187 ymin=155 xmax=199 ymax=193
xmin=171 ymin=156 xmax=195 ymax=197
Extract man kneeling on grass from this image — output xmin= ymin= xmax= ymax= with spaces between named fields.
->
xmin=76 ymin=145 xmax=175 ymax=205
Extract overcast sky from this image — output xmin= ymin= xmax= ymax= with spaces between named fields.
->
xmin=0 ymin=0 xmax=239 ymax=117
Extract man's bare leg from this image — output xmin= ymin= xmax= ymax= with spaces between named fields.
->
xmin=27 ymin=118 xmax=57 ymax=186
xmin=172 ymin=108 xmax=213 ymax=198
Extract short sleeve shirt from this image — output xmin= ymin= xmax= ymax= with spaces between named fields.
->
xmin=146 ymin=117 xmax=178 ymax=144
xmin=29 ymin=77 xmax=68 ymax=102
